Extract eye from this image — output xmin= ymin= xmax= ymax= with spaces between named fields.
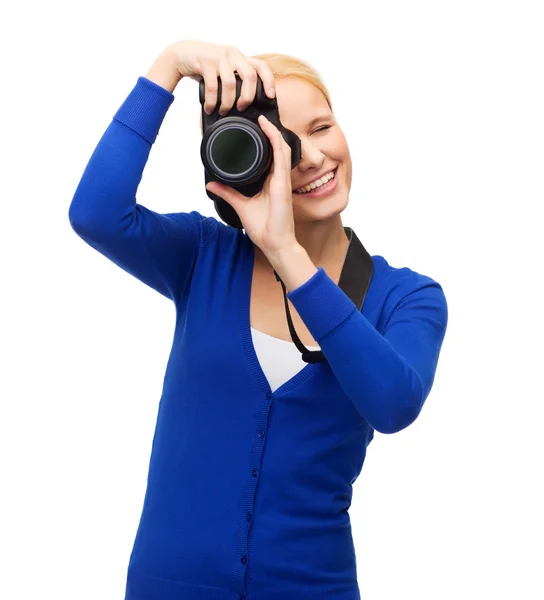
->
xmin=313 ymin=125 xmax=332 ymax=134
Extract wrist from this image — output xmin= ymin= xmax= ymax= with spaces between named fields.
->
xmin=265 ymin=242 xmax=305 ymax=266
xmin=145 ymin=47 xmax=183 ymax=93
xmin=265 ymin=244 xmax=318 ymax=293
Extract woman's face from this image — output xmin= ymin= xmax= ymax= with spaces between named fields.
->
xmin=275 ymin=77 xmax=352 ymax=224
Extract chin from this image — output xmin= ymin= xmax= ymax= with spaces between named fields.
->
xmin=294 ymin=193 xmax=348 ymax=223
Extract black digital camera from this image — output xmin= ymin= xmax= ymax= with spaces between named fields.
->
xmin=199 ymin=73 xmax=302 ymax=229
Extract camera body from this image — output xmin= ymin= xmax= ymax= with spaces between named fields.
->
xmin=199 ymin=73 xmax=302 ymax=229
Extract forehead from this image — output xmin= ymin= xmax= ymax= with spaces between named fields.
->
xmin=275 ymin=78 xmax=332 ymax=128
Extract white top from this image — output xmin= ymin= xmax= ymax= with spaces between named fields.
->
xmin=250 ymin=327 xmax=321 ymax=393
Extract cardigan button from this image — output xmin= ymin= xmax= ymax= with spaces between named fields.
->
xmin=241 ymin=555 xmax=247 ymax=565
xmin=257 ymin=429 xmax=265 ymax=438
xmin=247 ymin=512 xmax=252 ymax=521
xmin=252 ymin=469 xmax=257 ymax=477
xmin=266 ymin=391 xmax=272 ymax=401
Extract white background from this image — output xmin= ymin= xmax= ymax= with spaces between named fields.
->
xmin=1 ymin=1 xmax=543 ymax=599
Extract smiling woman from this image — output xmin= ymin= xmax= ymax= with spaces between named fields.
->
xmin=68 ymin=37 xmax=448 ymax=600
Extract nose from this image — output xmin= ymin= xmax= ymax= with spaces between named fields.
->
xmin=294 ymin=138 xmax=326 ymax=173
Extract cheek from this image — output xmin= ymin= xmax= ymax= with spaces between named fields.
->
xmin=335 ymin=136 xmax=351 ymax=183
xmin=329 ymin=132 xmax=349 ymax=160
xmin=327 ymin=145 xmax=350 ymax=187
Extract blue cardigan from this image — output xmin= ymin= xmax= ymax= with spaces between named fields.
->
xmin=69 ymin=76 xmax=448 ymax=600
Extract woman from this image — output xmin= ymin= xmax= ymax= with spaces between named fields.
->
xmin=69 ymin=38 xmax=448 ymax=600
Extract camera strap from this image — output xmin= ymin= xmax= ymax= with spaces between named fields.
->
xmin=273 ymin=227 xmax=374 ymax=363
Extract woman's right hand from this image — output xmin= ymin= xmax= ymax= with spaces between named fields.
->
xmin=168 ymin=39 xmax=277 ymax=116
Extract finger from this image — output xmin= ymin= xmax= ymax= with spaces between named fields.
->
xmin=228 ymin=53 xmax=258 ymax=112
xmin=261 ymin=115 xmax=292 ymax=173
xmin=258 ymin=115 xmax=288 ymax=180
xmin=201 ymin=63 xmax=219 ymax=115
xmin=206 ymin=181 xmax=246 ymax=209
xmin=245 ymin=57 xmax=276 ymax=99
xmin=281 ymin=134 xmax=292 ymax=172
xmin=217 ymin=56 xmax=237 ymax=116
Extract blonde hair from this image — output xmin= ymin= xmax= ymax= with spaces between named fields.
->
xmin=250 ymin=53 xmax=332 ymax=111
xmin=199 ymin=53 xmax=332 ymax=134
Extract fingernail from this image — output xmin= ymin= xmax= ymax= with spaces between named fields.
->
xmin=268 ymin=88 xmax=275 ymax=98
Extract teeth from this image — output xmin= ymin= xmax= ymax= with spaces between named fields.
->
xmin=295 ymin=170 xmax=335 ymax=194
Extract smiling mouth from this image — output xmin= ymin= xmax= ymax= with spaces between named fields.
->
xmin=293 ymin=166 xmax=339 ymax=196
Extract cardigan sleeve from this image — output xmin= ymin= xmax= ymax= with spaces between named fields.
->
xmin=286 ymin=266 xmax=448 ymax=434
xmin=68 ymin=76 xmax=203 ymax=302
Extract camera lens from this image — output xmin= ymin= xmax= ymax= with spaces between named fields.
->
xmin=202 ymin=117 xmax=271 ymax=186
xmin=209 ymin=126 xmax=258 ymax=176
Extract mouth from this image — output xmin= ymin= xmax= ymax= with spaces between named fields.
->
xmin=293 ymin=166 xmax=339 ymax=199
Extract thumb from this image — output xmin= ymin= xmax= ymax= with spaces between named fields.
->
xmin=206 ymin=182 xmax=244 ymax=209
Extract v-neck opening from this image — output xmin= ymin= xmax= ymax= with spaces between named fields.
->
xmin=238 ymin=236 xmax=320 ymax=398
xmin=250 ymin=326 xmax=320 ymax=350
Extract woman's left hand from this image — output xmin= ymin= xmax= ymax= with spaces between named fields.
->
xmin=205 ymin=114 xmax=298 ymax=257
